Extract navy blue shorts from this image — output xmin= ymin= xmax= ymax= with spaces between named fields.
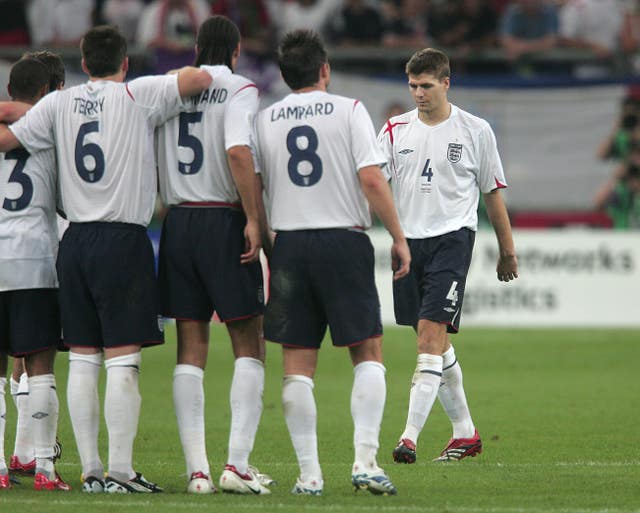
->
xmin=0 ymin=289 xmax=61 ymax=357
xmin=56 ymin=222 xmax=164 ymax=349
xmin=158 ymin=207 xmax=264 ymax=322
xmin=393 ymin=228 xmax=475 ymax=333
xmin=264 ymin=229 xmax=382 ymax=348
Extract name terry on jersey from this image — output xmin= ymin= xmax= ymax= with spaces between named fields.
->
xmin=270 ymin=102 xmax=334 ymax=122
xmin=73 ymin=97 xmax=105 ymax=115
xmin=190 ymin=88 xmax=228 ymax=105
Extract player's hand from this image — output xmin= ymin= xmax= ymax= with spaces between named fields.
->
xmin=241 ymin=220 xmax=262 ymax=264
xmin=497 ymin=254 xmax=518 ymax=282
xmin=391 ymin=238 xmax=411 ymax=280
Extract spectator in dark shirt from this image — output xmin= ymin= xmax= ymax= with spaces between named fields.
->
xmin=333 ymin=0 xmax=385 ymax=46
xmin=430 ymin=0 xmax=498 ymax=52
xmin=0 ymin=0 xmax=30 ymax=45
xmin=500 ymin=0 xmax=558 ymax=61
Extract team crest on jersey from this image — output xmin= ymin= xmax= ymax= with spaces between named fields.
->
xmin=447 ymin=143 xmax=463 ymax=163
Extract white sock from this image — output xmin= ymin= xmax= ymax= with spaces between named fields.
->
xmin=105 ymin=353 xmax=141 ymax=482
xmin=68 ymin=352 xmax=103 ymax=479
xmin=401 ymin=353 xmax=443 ymax=444
xmin=12 ymin=373 xmax=33 ymax=462
xmin=0 ymin=377 xmax=7 ymax=472
xmin=438 ymin=346 xmax=475 ymax=439
xmin=29 ymin=374 xmax=58 ymax=478
xmin=351 ymin=361 xmax=386 ymax=471
xmin=228 ymin=357 xmax=264 ymax=475
xmin=173 ymin=364 xmax=209 ymax=477
xmin=282 ymin=375 xmax=322 ymax=482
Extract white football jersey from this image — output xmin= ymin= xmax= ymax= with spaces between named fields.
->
xmin=0 ymin=147 xmax=58 ymax=291
xmin=157 ymin=65 xmax=258 ymax=206
xmin=10 ymin=75 xmax=182 ymax=226
xmin=377 ymin=104 xmax=507 ymax=238
xmin=255 ymin=90 xmax=385 ymax=231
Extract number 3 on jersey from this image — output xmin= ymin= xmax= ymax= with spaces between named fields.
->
xmin=2 ymin=149 xmax=32 ymax=211
xmin=287 ymin=125 xmax=322 ymax=187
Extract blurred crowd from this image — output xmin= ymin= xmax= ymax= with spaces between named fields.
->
xmin=2 ymin=1 xmax=640 ymax=74
xmin=596 ymin=92 xmax=640 ymax=229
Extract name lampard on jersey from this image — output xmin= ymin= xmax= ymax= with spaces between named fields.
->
xmin=190 ymin=88 xmax=228 ymax=105
xmin=73 ymin=97 xmax=105 ymax=115
xmin=270 ymin=102 xmax=334 ymax=122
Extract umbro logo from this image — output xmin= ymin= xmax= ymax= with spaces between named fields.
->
xmin=32 ymin=412 xmax=49 ymax=420
xmin=398 ymin=149 xmax=414 ymax=155
xmin=443 ymin=307 xmax=456 ymax=313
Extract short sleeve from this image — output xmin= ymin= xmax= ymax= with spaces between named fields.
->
xmin=224 ymin=83 xmax=259 ymax=150
xmin=9 ymin=92 xmax=57 ymax=153
xmin=376 ymin=120 xmax=395 ymax=181
xmin=477 ymin=123 xmax=507 ymax=193
xmin=350 ymin=100 xmax=386 ymax=172
xmin=126 ymin=74 xmax=182 ymax=127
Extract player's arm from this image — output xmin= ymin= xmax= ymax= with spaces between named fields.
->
xmin=0 ymin=101 xmax=31 ymax=123
xmin=483 ymin=189 xmax=518 ymax=282
xmin=0 ymin=124 xmax=21 ymax=152
xmin=170 ymin=66 xmax=213 ymax=98
xmin=227 ymin=145 xmax=262 ymax=264
xmin=255 ymin=173 xmax=273 ymax=261
xmin=358 ymin=165 xmax=411 ymax=280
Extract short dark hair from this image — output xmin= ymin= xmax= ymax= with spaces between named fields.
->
xmin=195 ymin=15 xmax=240 ymax=68
xmin=405 ymin=48 xmax=450 ymax=80
xmin=23 ymin=50 xmax=65 ymax=92
xmin=9 ymin=59 xmax=50 ymax=101
xmin=81 ymin=25 xmax=127 ymax=78
xmin=278 ymin=30 xmax=327 ymax=90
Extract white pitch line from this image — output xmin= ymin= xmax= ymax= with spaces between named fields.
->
xmin=0 ymin=498 xmax=638 ymax=513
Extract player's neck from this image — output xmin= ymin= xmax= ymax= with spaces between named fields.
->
xmin=418 ymin=102 xmax=451 ymax=126
xmin=294 ymin=84 xmax=326 ymax=94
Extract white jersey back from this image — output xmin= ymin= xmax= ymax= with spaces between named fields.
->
xmin=0 ymin=147 xmax=58 ymax=291
xmin=10 ymin=75 xmax=182 ymax=226
xmin=157 ymin=65 xmax=258 ymax=206
xmin=378 ymin=105 xmax=507 ymax=238
xmin=255 ymin=90 xmax=384 ymax=231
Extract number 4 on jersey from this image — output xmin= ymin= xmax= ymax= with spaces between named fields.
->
xmin=446 ymin=280 xmax=459 ymax=306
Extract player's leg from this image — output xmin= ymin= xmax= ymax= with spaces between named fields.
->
xmin=282 ymin=347 xmax=323 ymax=495
xmin=264 ymin=230 xmax=324 ymax=495
xmin=57 ymin=225 xmax=105 ymax=490
xmin=219 ymin=316 xmax=270 ymax=495
xmin=9 ymin=357 xmax=33 ymax=474
xmin=393 ymin=319 xmax=447 ymax=463
xmin=25 ymin=347 xmax=69 ymax=491
xmin=159 ymin=208 xmax=218 ymax=493
xmin=348 ymin=338 xmax=397 ymax=496
xmin=67 ymin=348 xmax=103 ymax=490
xmin=434 ymin=334 xmax=481 ymax=461
xmin=173 ymin=320 xmax=214 ymax=493
xmin=0 ymin=352 xmax=9 ymax=488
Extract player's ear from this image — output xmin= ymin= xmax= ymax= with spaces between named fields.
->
xmin=81 ymin=58 xmax=89 ymax=75
xmin=6 ymin=84 xmax=11 ymax=98
xmin=122 ymin=57 xmax=129 ymax=74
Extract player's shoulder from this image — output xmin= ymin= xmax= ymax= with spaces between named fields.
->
xmin=380 ymin=109 xmax=415 ymax=140
xmin=201 ymin=65 xmax=257 ymax=95
xmin=452 ymin=104 xmax=491 ymax=131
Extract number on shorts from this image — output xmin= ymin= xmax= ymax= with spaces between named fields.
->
xmin=2 ymin=149 xmax=32 ymax=211
xmin=75 ymin=121 xmax=105 ymax=183
xmin=178 ymin=111 xmax=204 ymax=175
xmin=286 ymin=125 xmax=323 ymax=187
xmin=446 ymin=281 xmax=459 ymax=306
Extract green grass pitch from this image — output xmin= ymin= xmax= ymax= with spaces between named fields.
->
xmin=1 ymin=325 xmax=639 ymax=513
